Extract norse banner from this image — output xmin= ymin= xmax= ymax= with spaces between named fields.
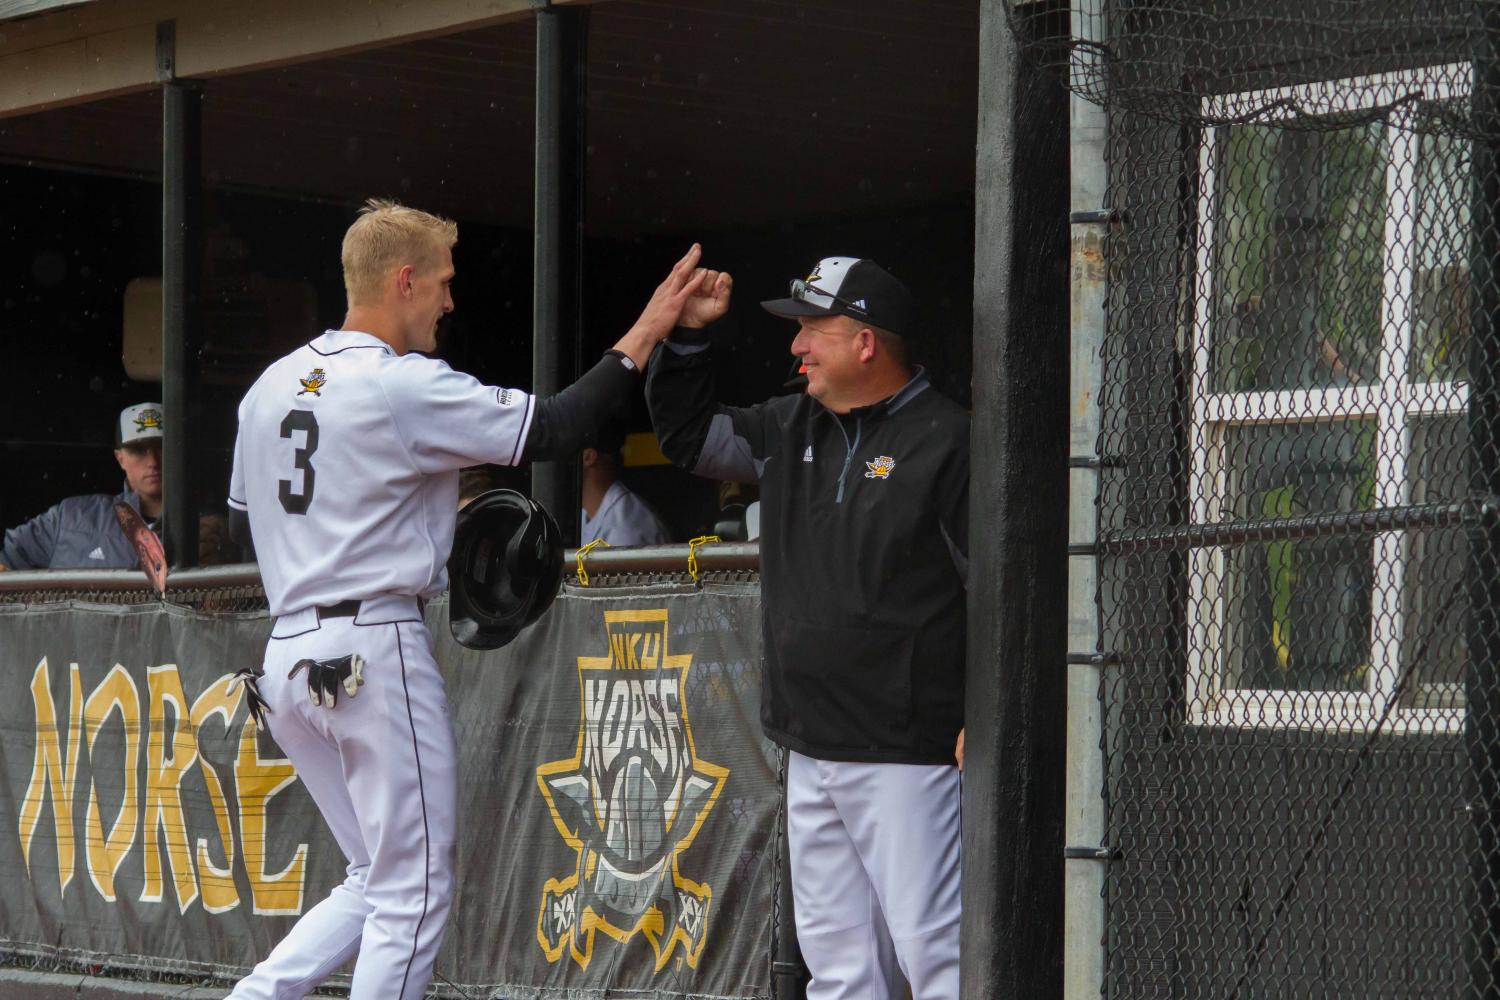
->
xmin=0 ymin=582 xmax=777 ymax=998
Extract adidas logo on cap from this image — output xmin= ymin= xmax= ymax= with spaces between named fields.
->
xmin=761 ymin=257 xmax=915 ymax=338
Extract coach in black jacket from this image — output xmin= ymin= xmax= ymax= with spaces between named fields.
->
xmin=646 ymin=256 xmax=966 ymax=1000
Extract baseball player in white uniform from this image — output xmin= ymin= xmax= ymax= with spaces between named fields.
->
xmin=224 ymin=199 xmax=706 ymax=1000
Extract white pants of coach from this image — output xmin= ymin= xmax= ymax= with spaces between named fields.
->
xmin=229 ymin=596 xmax=456 ymax=1000
xmin=787 ymin=750 xmax=962 ymax=1000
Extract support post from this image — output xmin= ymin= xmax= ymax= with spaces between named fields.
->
xmin=1064 ymin=0 xmax=1108 ymax=996
xmin=965 ymin=1 xmax=1070 ymax=997
xmin=531 ymin=3 xmax=588 ymax=541
xmin=159 ymin=20 xmax=201 ymax=569
xmin=1467 ymin=7 xmax=1500 ymax=997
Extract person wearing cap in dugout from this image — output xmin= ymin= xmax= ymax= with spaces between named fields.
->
xmin=580 ymin=422 xmax=671 ymax=547
xmin=646 ymin=257 xmax=967 ymax=999
xmin=0 ymin=402 xmax=165 ymax=571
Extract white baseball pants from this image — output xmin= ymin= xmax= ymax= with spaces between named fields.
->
xmin=228 ymin=597 xmax=456 ymax=1000
xmin=787 ymin=750 xmax=962 ymax=1000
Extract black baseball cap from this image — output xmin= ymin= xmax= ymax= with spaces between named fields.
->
xmin=582 ymin=420 xmax=627 ymax=461
xmin=761 ymin=257 xmax=916 ymax=338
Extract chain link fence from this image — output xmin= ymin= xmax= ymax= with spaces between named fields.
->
xmin=1013 ymin=2 xmax=1500 ymax=996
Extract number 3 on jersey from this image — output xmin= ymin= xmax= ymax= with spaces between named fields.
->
xmin=279 ymin=409 xmax=319 ymax=514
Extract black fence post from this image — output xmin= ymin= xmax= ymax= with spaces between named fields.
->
xmin=1469 ymin=7 xmax=1500 ymax=996
xmin=966 ymin=1 xmax=1070 ymax=997
xmin=159 ymin=20 xmax=201 ymax=569
xmin=532 ymin=4 xmax=588 ymax=542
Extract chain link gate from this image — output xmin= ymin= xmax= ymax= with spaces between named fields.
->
xmin=1013 ymin=2 xmax=1500 ymax=996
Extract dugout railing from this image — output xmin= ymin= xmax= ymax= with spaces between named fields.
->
xmin=0 ymin=542 xmax=763 ymax=607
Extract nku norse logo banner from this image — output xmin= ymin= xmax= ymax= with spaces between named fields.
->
xmin=535 ymin=609 xmax=729 ymax=970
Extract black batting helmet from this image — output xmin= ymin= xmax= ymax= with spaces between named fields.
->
xmin=448 ymin=489 xmax=564 ymax=650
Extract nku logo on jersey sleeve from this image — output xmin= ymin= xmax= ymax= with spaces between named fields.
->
xmin=535 ymin=609 xmax=728 ymax=971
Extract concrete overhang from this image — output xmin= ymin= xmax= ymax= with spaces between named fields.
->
xmin=0 ymin=0 xmax=979 ymax=234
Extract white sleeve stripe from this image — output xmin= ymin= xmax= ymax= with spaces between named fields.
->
xmin=227 ymin=496 xmax=248 ymax=510
xmin=509 ymin=393 xmax=536 ymax=466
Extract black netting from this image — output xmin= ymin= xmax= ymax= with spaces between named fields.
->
xmin=0 ymin=571 xmax=771 ymax=999
xmin=1011 ymin=3 xmax=1500 ymax=997
xmin=1022 ymin=1 xmax=1500 ymax=138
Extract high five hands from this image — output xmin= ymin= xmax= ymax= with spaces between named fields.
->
xmin=680 ymin=263 xmax=733 ymax=329
xmin=613 ymin=246 xmax=732 ymax=368
xmin=614 ymin=244 xmax=712 ymax=369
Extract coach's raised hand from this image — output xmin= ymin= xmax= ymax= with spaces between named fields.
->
xmin=612 ymin=243 xmax=709 ymax=369
xmin=679 ymin=266 xmax=732 ymax=329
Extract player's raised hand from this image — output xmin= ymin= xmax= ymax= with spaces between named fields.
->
xmin=628 ymin=243 xmax=709 ymax=343
xmin=679 ymin=268 xmax=733 ymax=329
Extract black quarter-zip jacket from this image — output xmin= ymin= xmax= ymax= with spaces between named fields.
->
xmin=647 ymin=327 xmax=968 ymax=764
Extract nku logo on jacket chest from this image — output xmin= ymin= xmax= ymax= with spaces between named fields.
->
xmin=864 ymin=455 xmax=896 ymax=480
xmin=536 ymin=609 xmax=728 ymax=971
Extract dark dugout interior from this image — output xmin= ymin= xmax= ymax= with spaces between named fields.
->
xmin=0 ymin=0 xmax=978 ymax=544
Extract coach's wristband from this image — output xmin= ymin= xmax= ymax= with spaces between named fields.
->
xmin=604 ymin=349 xmax=641 ymax=375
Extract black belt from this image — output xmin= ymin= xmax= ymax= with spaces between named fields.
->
xmin=314 ymin=598 xmax=425 ymax=622
xmin=316 ymin=600 xmax=362 ymax=621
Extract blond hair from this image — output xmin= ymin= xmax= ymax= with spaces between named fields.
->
xmin=341 ymin=198 xmax=458 ymax=306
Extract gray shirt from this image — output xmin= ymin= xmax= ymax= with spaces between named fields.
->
xmin=0 ymin=489 xmax=157 ymax=570
xmin=580 ymin=481 xmax=670 ymax=547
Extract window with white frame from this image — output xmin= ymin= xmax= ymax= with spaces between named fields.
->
xmin=1186 ymin=65 xmax=1472 ymax=731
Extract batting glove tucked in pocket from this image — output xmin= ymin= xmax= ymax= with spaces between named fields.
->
xmin=231 ymin=665 xmax=272 ymax=731
xmin=288 ymin=653 xmax=365 ymax=708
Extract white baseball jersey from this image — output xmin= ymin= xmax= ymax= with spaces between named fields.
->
xmin=229 ymin=329 xmax=535 ymax=617
xmin=579 ymin=481 xmax=671 ymax=547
